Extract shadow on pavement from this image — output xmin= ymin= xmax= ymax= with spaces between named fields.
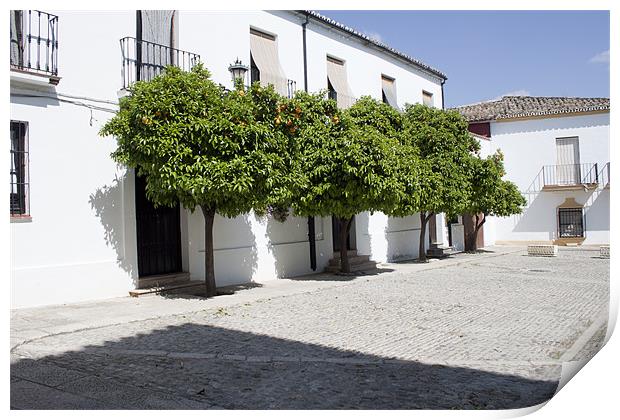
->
xmin=289 ymin=267 xmax=395 ymax=282
xmin=11 ymin=321 xmax=559 ymax=410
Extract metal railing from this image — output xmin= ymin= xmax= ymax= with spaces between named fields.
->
xmin=251 ymin=72 xmax=297 ymax=99
xmin=120 ymin=37 xmax=200 ymax=88
xmin=326 ymin=90 xmax=357 ymax=109
xmin=10 ymin=10 xmax=59 ymax=76
xmin=542 ymin=163 xmax=598 ymax=187
xmin=598 ymin=162 xmax=610 ymax=187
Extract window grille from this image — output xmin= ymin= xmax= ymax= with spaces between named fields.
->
xmin=558 ymin=208 xmax=584 ymax=238
xmin=10 ymin=121 xmax=29 ymax=216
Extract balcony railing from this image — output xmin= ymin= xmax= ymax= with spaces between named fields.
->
xmin=599 ymin=162 xmax=610 ymax=188
xmin=120 ymin=37 xmax=200 ymax=89
xmin=542 ymin=163 xmax=599 ymax=190
xmin=10 ymin=10 xmax=59 ymax=78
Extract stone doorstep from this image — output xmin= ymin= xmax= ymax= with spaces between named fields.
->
xmin=137 ymin=272 xmax=191 ymax=289
xmin=129 ymin=280 xmax=205 ymax=297
xmin=324 ymin=261 xmax=378 ymax=273
xmin=327 ymin=254 xmax=371 ymax=265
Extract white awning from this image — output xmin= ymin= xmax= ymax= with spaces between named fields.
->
xmin=250 ymin=29 xmax=287 ymax=95
xmin=326 ymin=57 xmax=355 ymax=109
xmin=382 ymin=76 xmax=398 ymax=109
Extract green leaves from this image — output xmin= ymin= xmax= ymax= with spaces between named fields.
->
xmin=100 ymin=66 xmax=524 ymax=228
xmin=100 ymin=64 xmax=295 ymax=217
xmin=286 ymin=94 xmax=405 ymax=219
xmin=464 ymin=151 xmax=526 ymax=218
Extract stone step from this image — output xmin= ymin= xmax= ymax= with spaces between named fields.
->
xmin=426 ymin=246 xmax=458 ymax=258
xmin=328 ymin=254 xmax=370 ymax=266
xmin=137 ymin=272 xmax=190 ymax=289
xmin=325 ymin=260 xmax=378 ymax=273
xmin=129 ymin=280 xmax=205 ymax=297
xmin=332 ymin=250 xmax=358 ymax=258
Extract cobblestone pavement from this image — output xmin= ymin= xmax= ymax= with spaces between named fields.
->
xmin=11 ymin=247 xmax=609 ymax=409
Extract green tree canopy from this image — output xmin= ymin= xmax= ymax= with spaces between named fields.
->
xmin=100 ymin=64 xmax=294 ymax=296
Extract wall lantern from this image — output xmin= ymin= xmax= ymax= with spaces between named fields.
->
xmin=228 ymin=58 xmax=248 ymax=83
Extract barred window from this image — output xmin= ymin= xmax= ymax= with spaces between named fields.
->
xmin=558 ymin=208 xmax=584 ymax=238
xmin=10 ymin=121 xmax=29 ymax=216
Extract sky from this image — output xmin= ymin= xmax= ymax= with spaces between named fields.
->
xmin=317 ymin=10 xmax=610 ymax=108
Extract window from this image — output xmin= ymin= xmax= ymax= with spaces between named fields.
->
xmin=422 ymin=91 xmax=434 ymax=107
xmin=10 ymin=121 xmax=29 ymax=217
xmin=381 ymin=75 xmax=398 ymax=108
xmin=558 ymin=208 xmax=584 ymax=238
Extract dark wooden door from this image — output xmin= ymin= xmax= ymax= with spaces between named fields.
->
xmin=332 ymin=216 xmax=356 ymax=252
xmin=135 ymin=174 xmax=182 ymax=277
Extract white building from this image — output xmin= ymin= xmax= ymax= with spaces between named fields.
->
xmin=453 ymin=96 xmax=610 ymax=247
xmin=10 ymin=10 xmax=448 ymax=308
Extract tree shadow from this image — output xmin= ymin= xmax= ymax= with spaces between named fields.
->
xmin=266 ymin=213 xmax=312 ymax=278
xmin=88 ymin=173 xmax=138 ymax=285
xmin=11 ymin=322 xmax=560 ymax=409
xmin=160 ymin=282 xmax=265 ymax=300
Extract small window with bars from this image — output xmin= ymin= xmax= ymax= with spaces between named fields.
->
xmin=558 ymin=208 xmax=584 ymax=238
xmin=10 ymin=121 xmax=29 ymax=217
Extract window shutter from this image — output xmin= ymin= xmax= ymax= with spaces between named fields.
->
xmin=326 ymin=56 xmax=354 ymax=108
xmin=381 ymin=76 xmax=398 ymax=109
xmin=250 ymin=29 xmax=287 ymax=95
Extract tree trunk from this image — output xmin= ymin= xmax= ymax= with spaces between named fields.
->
xmin=339 ymin=216 xmax=354 ymax=273
xmin=201 ymin=205 xmax=216 ymax=297
xmin=418 ymin=212 xmax=433 ymax=263
xmin=471 ymin=214 xmax=486 ymax=253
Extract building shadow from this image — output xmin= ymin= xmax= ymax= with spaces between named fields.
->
xmin=11 ymin=321 xmax=561 ymax=409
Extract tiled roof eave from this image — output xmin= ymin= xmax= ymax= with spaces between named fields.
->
xmin=297 ymin=10 xmax=447 ymax=81
xmin=495 ymin=106 xmax=610 ymax=120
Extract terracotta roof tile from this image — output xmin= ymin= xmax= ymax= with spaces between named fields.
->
xmin=452 ymin=96 xmax=609 ymax=122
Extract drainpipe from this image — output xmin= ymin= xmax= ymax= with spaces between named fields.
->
xmin=302 ymin=14 xmax=317 ymax=271
xmin=440 ymin=78 xmax=446 ymax=110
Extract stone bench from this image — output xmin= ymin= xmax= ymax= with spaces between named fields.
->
xmin=600 ymin=245 xmax=610 ymax=258
xmin=527 ymin=244 xmax=558 ymax=257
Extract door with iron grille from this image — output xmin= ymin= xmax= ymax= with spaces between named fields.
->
xmin=558 ymin=208 xmax=584 ymax=238
xmin=135 ymin=173 xmax=182 ymax=277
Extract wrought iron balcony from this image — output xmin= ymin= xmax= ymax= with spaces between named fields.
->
xmin=541 ymin=163 xmax=599 ymax=191
xmin=120 ymin=37 xmax=200 ymax=89
xmin=10 ymin=10 xmax=59 ymax=80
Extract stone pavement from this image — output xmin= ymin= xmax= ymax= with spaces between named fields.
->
xmin=10 ymin=246 xmax=610 ymax=409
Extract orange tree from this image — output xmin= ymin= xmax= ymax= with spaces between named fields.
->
xmin=100 ymin=65 xmax=295 ymax=297
xmin=280 ymin=93 xmax=406 ymax=273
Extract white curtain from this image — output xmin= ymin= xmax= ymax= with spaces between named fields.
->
xmin=381 ymin=77 xmax=398 ymax=109
xmin=250 ymin=31 xmax=287 ymax=95
xmin=140 ymin=10 xmax=176 ymax=81
xmin=326 ymin=59 xmax=355 ymax=109
xmin=556 ymin=137 xmax=580 ymax=184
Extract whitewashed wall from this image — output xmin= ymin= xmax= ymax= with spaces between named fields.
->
xmin=490 ymin=113 xmax=610 ymax=244
xmin=10 ymin=11 xmax=137 ymax=308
